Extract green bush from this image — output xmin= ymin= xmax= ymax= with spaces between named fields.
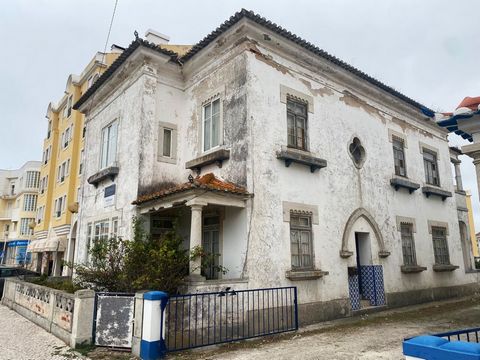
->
xmin=70 ymin=217 xmax=227 ymax=294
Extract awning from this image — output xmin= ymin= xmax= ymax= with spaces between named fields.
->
xmin=27 ymin=239 xmax=45 ymax=253
xmin=27 ymin=236 xmax=67 ymax=253
xmin=44 ymin=235 xmax=67 ymax=252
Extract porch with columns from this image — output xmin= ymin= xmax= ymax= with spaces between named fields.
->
xmin=134 ymin=174 xmax=252 ymax=289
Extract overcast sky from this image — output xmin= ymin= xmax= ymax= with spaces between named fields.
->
xmin=1 ymin=0 xmax=479 ymax=229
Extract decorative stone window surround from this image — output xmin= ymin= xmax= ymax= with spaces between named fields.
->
xmin=282 ymin=201 xmax=327 ymax=280
xmin=427 ymin=220 xmax=449 ymax=235
xmin=280 ymin=85 xmax=314 ymax=113
xmin=388 ymin=129 xmax=408 ymax=148
xmin=396 ymin=216 xmax=417 ymax=233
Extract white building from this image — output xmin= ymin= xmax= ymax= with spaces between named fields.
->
xmin=0 ymin=161 xmax=41 ymax=265
xmin=74 ymin=10 xmax=479 ymax=324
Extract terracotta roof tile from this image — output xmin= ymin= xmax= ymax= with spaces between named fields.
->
xmin=133 ymin=173 xmax=248 ymax=205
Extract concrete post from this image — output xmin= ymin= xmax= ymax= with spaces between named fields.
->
xmin=140 ymin=291 xmax=169 ymax=360
xmin=132 ymin=291 xmax=147 ymax=357
xmin=186 ymin=201 xmax=207 ymax=281
xmin=70 ymin=289 xmax=95 ymax=348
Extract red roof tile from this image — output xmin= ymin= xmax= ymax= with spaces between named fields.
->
xmin=133 ymin=173 xmax=249 ymax=205
xmin=456 ymin=96 xmax=480 ymax=111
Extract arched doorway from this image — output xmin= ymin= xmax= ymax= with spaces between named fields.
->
xmin=342 ymin=208 xmax=387 ymax=311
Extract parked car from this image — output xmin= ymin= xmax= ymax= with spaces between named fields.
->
xmin=0 ymin=266 xmax=39 ymax=297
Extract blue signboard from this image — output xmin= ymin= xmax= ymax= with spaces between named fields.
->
xmin=7 ymin=240 xmax=29 ymax=247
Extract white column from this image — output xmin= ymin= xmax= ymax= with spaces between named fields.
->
xmin=453 ymin=160 xmax=463 ymax=191
xmin=186 ymin=201 xmax=207 ymax=281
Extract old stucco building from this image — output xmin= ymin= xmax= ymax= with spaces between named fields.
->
xmin=74 ymin=10 xmax=479 ymax=324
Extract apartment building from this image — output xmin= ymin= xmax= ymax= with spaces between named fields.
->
xmin=28 ymin=48 xmax=122 ymax=275
xmin=0 ymin=161 xmax=41 ymax=265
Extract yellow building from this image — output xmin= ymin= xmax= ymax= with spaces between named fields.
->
xmin=0 ymin=161 xmax=41 ymax=265
xmin=465 ymin=190 xmax=479 ymax=258
xmin=29 ymin=49 xmax=122 ymax=275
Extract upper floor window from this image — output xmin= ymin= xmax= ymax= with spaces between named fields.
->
xmin=19 ymin=218 xmax=34 ymax=236
xmin=88 ymin=73 xmax=99 ymax=89
xmin=64 ymin=95 xmax=73 ymax=118
xmin=431 ymin=226 xmax=450 ymax=265
xmin=203 ymin=99 xmax=221 ymax=152
xmin=393 ymin=137 xmax=406 ymax=177
xmin=290 ymin=213 xmax=313 ymax=270
xmin=25 ymin=171 xmax=40 ymax=189
xmin=23 ymin=194 xmax=37 ymax=212
xmin=57 ymin=159 xmax=70 ymax=183
xmin=10 ymin=183 xmax=15 ymax=195
xmin=47 ymin=120 xmax=52 ymax=139
xmin=53 ymin=195 xmax=66 ymax=218
xmin=79 ymin=149 xmax=84 ymax=175
xmin=163 ymin=128 xmax=172 ymax=157
xmin=61 ymin=126 xmax=73 ymax=149
xmin=36 ymin=206 xmax=44 ymax=224
xmin=40 ymin=176 xmax=48 ymax=194
xmin=400 ymin=223 xmax=416 ymax=266
xmin=42 ymin=146 xmax=51 ymax=165
xmin=287 ymin=98 xmax=308 ymax=151
xmin=100 ymin=121 xmax=118 ymax=169
xmin=423 ymin=149 xmax=440 ymax=186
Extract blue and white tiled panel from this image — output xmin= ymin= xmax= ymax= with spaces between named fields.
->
xmin=348 ymin=274 xmax=361 ymax=311
xmin=359 ymin=265 xmax=386 ymax=306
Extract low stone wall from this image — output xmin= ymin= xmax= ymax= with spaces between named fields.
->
xmin=2 ymin=278 xmax=95 ymax=348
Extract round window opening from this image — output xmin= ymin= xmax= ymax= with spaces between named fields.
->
xmin=348 ymin=137 xmax=366 ymax=168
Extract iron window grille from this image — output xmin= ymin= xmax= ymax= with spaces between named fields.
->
xmin=290 ymin=213 xmax=313 ymax=270
xmin=393 ymin=137 xmax=406 ymax=177
xmin=400 ymin=223 xmax=416 ymax=266
xmin=432 ymin=226 xmax=450 ymax=265
xmin=423 ymin=149 xmax=440 ymax=186
xmin=287 ymin=98 xmax=308 ymax=151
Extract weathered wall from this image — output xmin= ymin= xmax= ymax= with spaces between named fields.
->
xmin=243 ymin=40 xmax=478 ymax=305
xmin=2 ymin=278 xmax=93 ymax=347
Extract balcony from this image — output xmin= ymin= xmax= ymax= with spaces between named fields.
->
xmin=11 ymin=208 xmax=20 ymax=222
xmin=0 ymin=211 xmax=12 ymax=220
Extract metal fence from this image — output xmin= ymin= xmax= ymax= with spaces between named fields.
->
xmin=165 ymin=286 xmax=298 ymax=352
xmin=93 ymin=292 xmax=135 ymax=349
xmin=433 ymin=327 xmax=480 ymax=343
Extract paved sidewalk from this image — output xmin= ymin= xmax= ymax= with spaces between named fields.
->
xmin=0 ymin=305 xmax=85 ymax=360
xmin=171 ymin=296 xmax=480 ymax=360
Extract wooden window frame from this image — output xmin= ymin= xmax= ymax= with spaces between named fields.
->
xmin=290 ymin=213 xmax=314 ymax=270
xmin=423 ymin=149 xmax=440 ymax=186
xmin=431 ymin=226 xmax=450 ymax=265
xmin=287 ymin=97 xmax=308 ymax=151
xmin=393 ymin=137 xmax=407 ymax=177
xmin=400 ymin=222 xmax=417 ymax=266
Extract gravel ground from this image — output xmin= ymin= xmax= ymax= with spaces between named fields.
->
xmin=0 ymin=305 xmax=86 ymax=360
xmin=171 ymin=296 xmax=480 ymax=360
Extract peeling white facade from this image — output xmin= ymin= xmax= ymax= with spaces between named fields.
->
xmin=75 ymin=15 xmax=479 ymax=324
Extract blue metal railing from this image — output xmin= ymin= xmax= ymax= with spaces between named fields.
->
xmin=433 ymin=327 xmax=480 ymax=343
xmin=165 ymin=286 xmax=298 ymax=352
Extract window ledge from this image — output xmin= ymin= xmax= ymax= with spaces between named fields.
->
xmin=422 ymin=186 xmax=453 ymax=201
xmin=401 ymin=265 xmax=427 ymax=273
xmin=390 ymin=177 xmax=420 ymax=193
xmin=285 ymin=269 xmax=329 ymax=281
xmin=455 ymin=189 xmax=467 ymax=196
xmin=186 ymin=148 xmax=230 ymax=173
xmin=432 ymin=264 xmax=459 ymax=272
xmin=276 ymin=148 xmax=327 ymax=173
xmin=87 ymin=166 xmax=119 ymax=187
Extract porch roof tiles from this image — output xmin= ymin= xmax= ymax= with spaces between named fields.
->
xmin=132 ymin=173 xmax=249 ymax=205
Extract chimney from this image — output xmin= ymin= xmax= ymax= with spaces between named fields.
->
xmin=145 ymin=29 xmax=170 ymax=45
